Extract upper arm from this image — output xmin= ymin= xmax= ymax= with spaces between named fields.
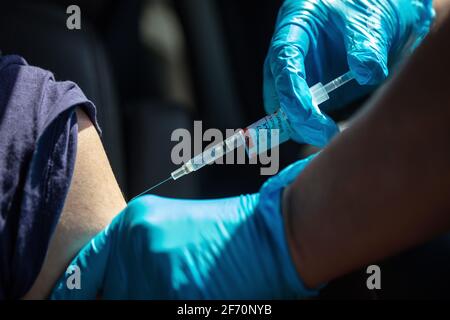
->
xmin=23 ymin=108 xmax=126 ymax=299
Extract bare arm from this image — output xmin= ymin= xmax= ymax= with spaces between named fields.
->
xmin=23 ymin=109 xmax=126 ymax=299
xmin=434 ymin=0 xmax=450 ymax=24
xmin=284 ymin=4 xmax=450 ymax=289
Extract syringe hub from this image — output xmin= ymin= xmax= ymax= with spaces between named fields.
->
xmin=171 ymin=164 xmax=189 ymax=180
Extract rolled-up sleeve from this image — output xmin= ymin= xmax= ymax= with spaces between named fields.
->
xmin=0 ymin=55 xmax=100 ymax=299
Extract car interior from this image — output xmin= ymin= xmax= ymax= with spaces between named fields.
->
xmin=2 ymin=0 xmax=450 ymax=299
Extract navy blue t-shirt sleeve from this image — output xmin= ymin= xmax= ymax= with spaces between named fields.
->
xmin=0 ymin=55 xmax=101 ymax=299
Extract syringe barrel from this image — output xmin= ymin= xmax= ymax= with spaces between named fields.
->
xmin=184 ymin=130 xmax=246 ymax=173
xmin=243 ymin=109 xmax=292 ymax=159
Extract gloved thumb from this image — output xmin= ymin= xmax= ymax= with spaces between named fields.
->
xmin=260 ymin=153 xmax=318 ymax=197
xmin=344 ymin=18 xmax=390 ymax=85
xmin=264 ymin=40 xmax=339 ymax=147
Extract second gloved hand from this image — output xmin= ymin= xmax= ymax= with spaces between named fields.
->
xmin=50 ymin=156 xmax=318 ymax=300
xmin=264 ymin=0 xmax=434 ymax=147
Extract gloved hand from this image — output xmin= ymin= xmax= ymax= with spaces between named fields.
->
xmin=264 ymin=0 xmax=434 ymax=147
xmin=50 ymin=156 xmax=318 ymax=300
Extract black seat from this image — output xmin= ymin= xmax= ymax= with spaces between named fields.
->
xmin=0 ymin=0 xmax=200 ymax=199
xmin=0 ymin=1 xmax=126 ymax=190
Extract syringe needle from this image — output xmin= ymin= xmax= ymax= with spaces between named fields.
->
xmin=130 ymin=176 xmax=173 ymax=201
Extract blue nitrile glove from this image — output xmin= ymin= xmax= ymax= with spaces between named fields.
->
xmin=264 ymin=0 xmax=434 ymax=147
xmin=50 ymin=156 xmax=317 ymax=300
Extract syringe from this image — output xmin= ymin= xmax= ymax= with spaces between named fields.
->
xmin=171 ymin=70 xmax=354 ymax=180
xmin=133 ymin=71 xmax=355 ymax=198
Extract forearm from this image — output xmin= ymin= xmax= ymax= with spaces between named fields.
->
xmin=285 ymin=7 xmax=450 ymax=289
xmin=434 ymin=0 xmax=450 ymax=25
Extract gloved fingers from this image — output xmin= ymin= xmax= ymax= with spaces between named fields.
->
xmin=49 ymin=224 xmax=114 ymax=299
xmin=266 ymin=25 xmax=339 ymax=146
xmin=264 ymin=0 xmax=313 ymax=115
xmin=263 ymin=55 xmax=280 ymax=115
xmin=257 ymin=153 xmax=323 ymax=298
xmin=261 ymin=153 xmax=318 ymax=194
xmin=343 ymin=2 xmax=391 ymax=85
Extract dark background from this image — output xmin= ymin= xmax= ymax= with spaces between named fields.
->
xmin=1 ymin=0 xmax=449 ymax=299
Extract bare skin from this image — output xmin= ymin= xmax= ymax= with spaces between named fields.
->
xmin=434 ymin=0 xmax=450 ymax=24
xmin=284 ymin=3 xmax=450 ymax=289
xmin=23 ymin=109 xmax=126 ymax=299
xmin=22 ymin=0 xmax=450 ymax=299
